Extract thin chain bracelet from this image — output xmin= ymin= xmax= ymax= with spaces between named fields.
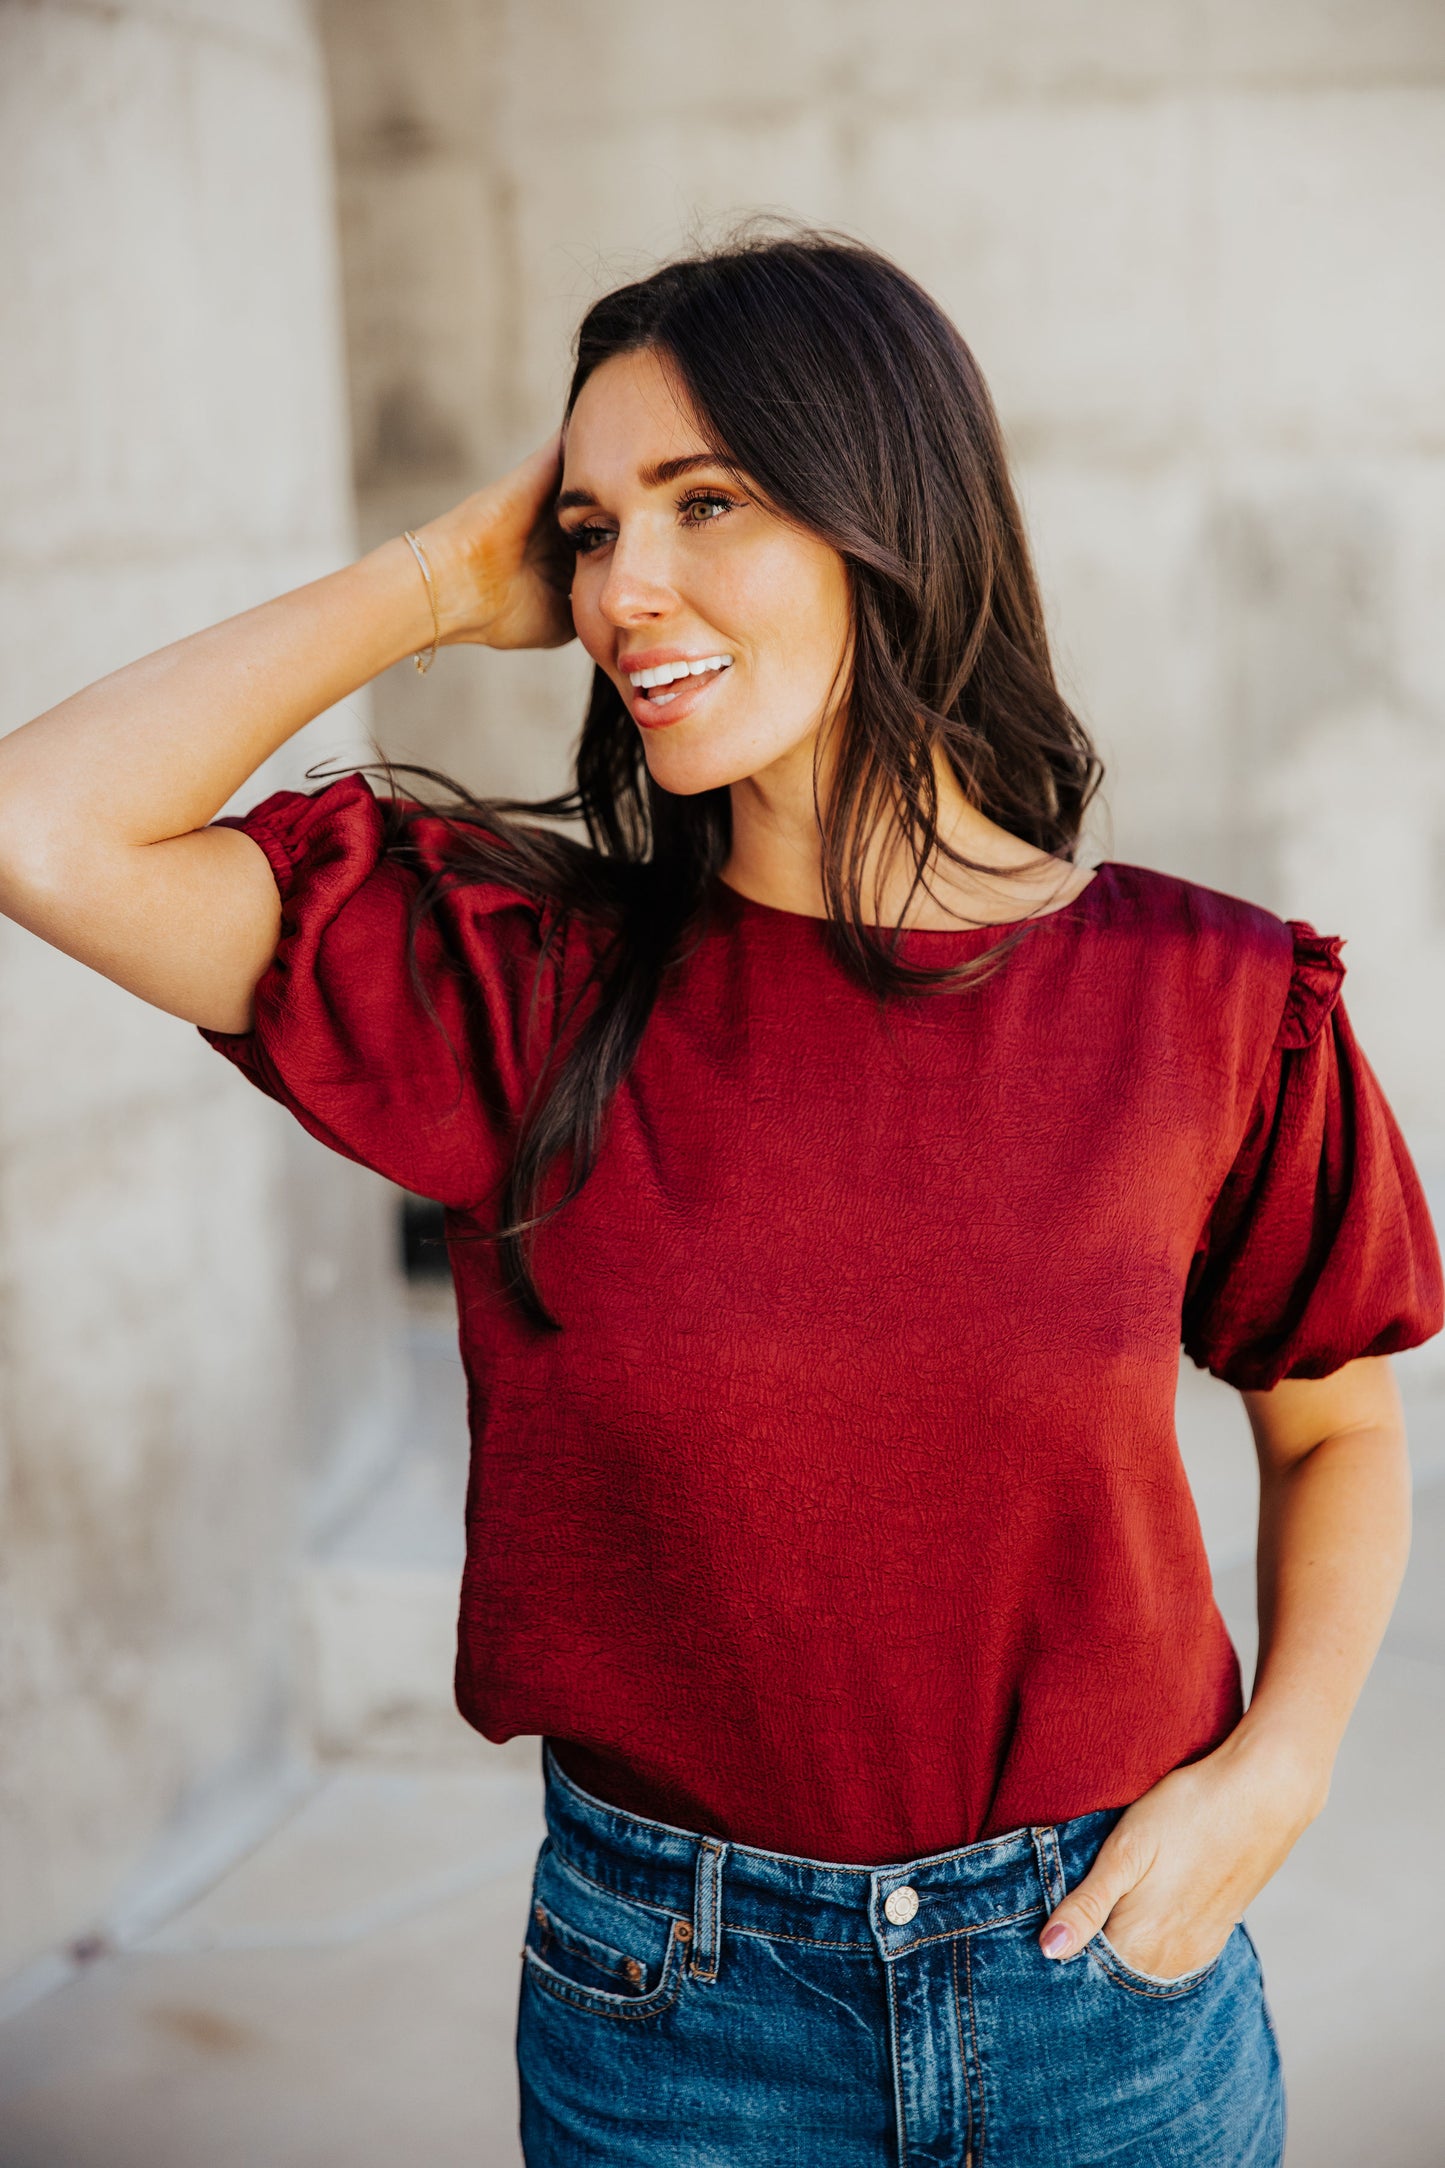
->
xmin=401 ymin=529 xmax=440 ymax=673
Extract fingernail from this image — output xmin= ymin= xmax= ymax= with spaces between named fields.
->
xmin=1040 ymin=1924 xmax=1072 ymax=1959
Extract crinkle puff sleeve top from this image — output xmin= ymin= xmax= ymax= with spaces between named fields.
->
xmin=202 ymin=775 xmax=1443 ymax=1864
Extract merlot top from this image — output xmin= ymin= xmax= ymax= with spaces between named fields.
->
xmin=203 ymin=775 xmax=1442 ymax=1864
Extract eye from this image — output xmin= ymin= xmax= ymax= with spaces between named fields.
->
xmin=679 ymin=491 xmax=738 ymax=527
xmin=562 ymin=522 xmax=615 ymax=555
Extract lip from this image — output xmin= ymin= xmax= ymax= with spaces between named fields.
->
xmin=625 ymin=662 xmax=733 ymax=731
xmin=616 ymin=645 xmax=731 ymax=677
xmin=616 ymin=645 xmax=734 ymax=730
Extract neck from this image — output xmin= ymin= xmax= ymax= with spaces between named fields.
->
xmin=720 ymin=731 xmax=1092 ymax=929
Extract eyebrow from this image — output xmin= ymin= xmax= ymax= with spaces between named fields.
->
xmin=555 ymin=452 xmax=735 ymax=515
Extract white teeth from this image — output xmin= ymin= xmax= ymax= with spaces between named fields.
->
xmin=628 ymin=654 xmax=732 ymax=690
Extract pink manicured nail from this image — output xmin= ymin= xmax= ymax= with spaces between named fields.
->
xmin=1040 ymin=1924 xmax=1072 ymax=1959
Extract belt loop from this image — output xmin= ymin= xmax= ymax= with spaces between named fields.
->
xmin=689 ymin=1838 xmax=728 ymax=1982
xmin=1031 ymin=1825 xmax=1066 ymax=1912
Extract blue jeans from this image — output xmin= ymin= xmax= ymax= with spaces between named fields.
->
xmin=517 ymin=1743 xmax=1285 ymax=2166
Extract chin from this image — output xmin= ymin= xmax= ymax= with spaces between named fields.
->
xmin=638 ymin=716 xmax=815 ymax=799
xmin=637 ymin=739 xmax=752 ymax=798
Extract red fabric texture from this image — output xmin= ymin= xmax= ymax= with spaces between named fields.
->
xmin=203 ymin=775 xmax=1443 ymax=1864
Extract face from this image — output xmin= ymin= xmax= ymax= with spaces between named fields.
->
xmin=558 ymin=347 xmax=852 ymax=797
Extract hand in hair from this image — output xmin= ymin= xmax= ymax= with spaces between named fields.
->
xmin=417 ymin=434 xmax=575 ymax=652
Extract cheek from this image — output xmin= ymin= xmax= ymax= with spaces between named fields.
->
xmin=569 ymin=572 xmax=609 ymax=663
xmin=721 ymin=534 xmax=847 ymax=672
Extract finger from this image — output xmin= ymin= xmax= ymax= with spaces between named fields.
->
xmin=471 ymin=437 xmax=564 ymax=561
xmin=1038 ymin=1830 xmax=1142 ymax=1962
xmin=504 ymin=432 xmax=565 ymax=519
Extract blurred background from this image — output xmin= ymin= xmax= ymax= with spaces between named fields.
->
xmin=1 ymin=2 xmax=1443 ymax=2162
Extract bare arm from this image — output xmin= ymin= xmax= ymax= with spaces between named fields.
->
xmin=1240 ymin=1356 xmax=1411 ymax=1779
xmin=0 ymin=439 xmax=567 ymax=1035
xmin=1037 ymin=1355 xmax=1410 ymax=1976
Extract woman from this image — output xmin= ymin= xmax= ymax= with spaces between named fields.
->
xmin=0 ymin=233 xmax=1438 ymax=2166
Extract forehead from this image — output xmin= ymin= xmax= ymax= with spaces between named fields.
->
xmin=562 ymin=348 xmax=710 ymax=486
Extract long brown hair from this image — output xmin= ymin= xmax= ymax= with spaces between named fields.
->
xmin=379 ymin=229 xmax=1102 ymax=1326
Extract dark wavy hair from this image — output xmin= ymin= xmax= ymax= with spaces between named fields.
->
xmin=378 ymin=229 xmax=1102 ymax=1326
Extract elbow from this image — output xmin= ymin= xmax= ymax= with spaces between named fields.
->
xmin=0 ymin=724 xmax=114 ymax=901
xmin=0 ymin=805 xmax=77 ymax=918
xmin=0 ymin=723 xmax=129 ymax=907
xmin=0 ymin=780 xmax=127 ymax=935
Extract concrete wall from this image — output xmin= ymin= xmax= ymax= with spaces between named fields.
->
xmin=0 ymin=0 xmax=402 ymax=1980
xmin=321 ymin=0 xmax=1445 ymax=1190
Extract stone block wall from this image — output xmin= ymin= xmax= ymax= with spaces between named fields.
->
xmin=320 ymin=0 xmax=1445 ymax=1180
xmin=0 ymin=0 xmax=402 ymax=1980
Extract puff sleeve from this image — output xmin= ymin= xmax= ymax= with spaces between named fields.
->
xmin=199 ymin=773 xmax=563 ymax=1212
xmin=1181 ymin=922 xmax=1443 ymax=1390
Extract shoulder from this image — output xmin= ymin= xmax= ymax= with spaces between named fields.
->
xmin=1094 ymin=861 xmax=1343 ymax=1049
xmin=1096 ymin=859 xmax=1291 ymax=962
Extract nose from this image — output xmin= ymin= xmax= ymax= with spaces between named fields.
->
xmin=594 ymin=520 xmax=677 ymax=628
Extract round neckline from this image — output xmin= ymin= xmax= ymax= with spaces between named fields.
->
xmin=708 ymin=861 xmax=1112 ymax=943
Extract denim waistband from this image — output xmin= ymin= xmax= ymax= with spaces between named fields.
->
xmin=541 ymin=1743 xmax=1123 ymax=1965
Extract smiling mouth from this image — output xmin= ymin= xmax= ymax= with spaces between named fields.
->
xmin=624 ymin=654 xmax=733 ymax=708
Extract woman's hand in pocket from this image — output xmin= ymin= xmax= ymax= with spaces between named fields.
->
xmin=1037 ymin=1728 xmax=1328 ymax=1980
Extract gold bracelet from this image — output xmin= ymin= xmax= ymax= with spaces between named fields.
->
xmin=401 ymin=530 xmax=440 ymax=674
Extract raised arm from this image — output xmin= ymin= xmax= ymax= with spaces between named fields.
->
xmin=0 ymin=439 xmax=567 ymax=1036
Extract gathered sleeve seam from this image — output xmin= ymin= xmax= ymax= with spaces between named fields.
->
xmin=1181 ymin=916 xmax=1320 ymax=1252
xmin=1178 ymin=915 xmax=1347 ymax=1382
xmin=1275 ymin=919 xmax=1347 ymax=1052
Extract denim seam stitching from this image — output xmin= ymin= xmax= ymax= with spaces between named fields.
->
xmin=884 ymin=1953 xmax=911 ymax=2167
xmin=1032 ymin=1826 xmax=1066 ymax=1912
xmin=547 ymin=1834 xmax=1039 ymax=1956
xmin=1085 ymin=1935 xmax=1226 ymax=2000
xmin=691 ymin=1839 xmax=725 ymax=1983
xmin=951 ymin=1934 xmax=975 ymax=2167
xmin=532 ymin=1896 xmax=640 ymax=1983
xmin=726 ymin=1923 xmax=876 ymax=1952
xmin=522 ymin=1927 xmax=686 ymax=2022
xmin=546 ymin=1842 xmax=686 ymax=1925
xmin=693 ymin=1904 xmax=1043 ymax=1955
xmin=966 ymin=1928 xmax=987 ymax=2166
xmin=869 ymin=1832 xmax=1039 ymax=1876
xmin=885 ymin=1905 xmax=1042 ymax=1953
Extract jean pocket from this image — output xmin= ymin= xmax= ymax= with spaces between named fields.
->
xmin=1087 ymin=1922 xmax=1234 ymax=2001
xmin=522 ymin=1840 xmax=688 ymax=2021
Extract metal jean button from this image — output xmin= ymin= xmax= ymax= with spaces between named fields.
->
xmin=884 ymin=1885 xmax=919 ymax=1925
